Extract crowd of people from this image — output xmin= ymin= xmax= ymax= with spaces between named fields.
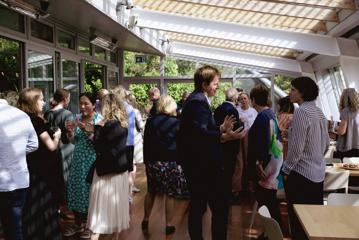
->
xmin=1 ymin=65 xmax=359 ymax=240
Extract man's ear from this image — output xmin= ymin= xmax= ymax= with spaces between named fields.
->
xmin=201 ymin=81 xmax=207 ymax=90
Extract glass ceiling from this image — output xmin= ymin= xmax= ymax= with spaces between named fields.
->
xmin=133 ymin=0 xmax=357 ymax=61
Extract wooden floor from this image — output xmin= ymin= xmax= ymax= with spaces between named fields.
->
xmin=62 ymin=163 xmax=291 ymax=240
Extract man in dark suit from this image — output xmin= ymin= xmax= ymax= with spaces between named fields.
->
xmin=214 ymin=88 xmax=244 ymax=211
xmin=178 ymin=66 xmax=245 ymax=240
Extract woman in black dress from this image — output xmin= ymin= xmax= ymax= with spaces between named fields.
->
xmin=18 ymin=88 xmax=62 ymax=240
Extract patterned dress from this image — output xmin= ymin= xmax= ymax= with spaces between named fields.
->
xmin=67 ymin=113 xmax=102 ymax=213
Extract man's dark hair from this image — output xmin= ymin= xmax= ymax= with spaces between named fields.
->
xmin=194 ymin=65 xmax=220 ymax=91
xmin=250 ymin=84 xmax=269 ymax=107
xmin=291 ymin=77 xmax=319 ymax=101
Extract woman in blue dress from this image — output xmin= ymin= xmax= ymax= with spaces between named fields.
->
xmin=64 ymin=92 xmax=102 ymax=238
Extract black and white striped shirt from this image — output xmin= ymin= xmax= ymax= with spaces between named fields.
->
xmin=282 ymin=101 xmax=330 ymax=182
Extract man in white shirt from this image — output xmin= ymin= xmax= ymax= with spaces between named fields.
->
xmin=0 ymin=100 xmax=38 ymax=240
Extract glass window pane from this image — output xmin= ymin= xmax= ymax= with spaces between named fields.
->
xmin=94 ymin=46 xmax=105 ymax=61
xmin=30 ymin=19 xmax=53 ymax=42
xmin=28 ymin=50 xmax=54 ymax=104
xmin=85 ymin=62 xmax=104 ymax=94
xmin=0 ymin=6 xmax=25 ymax=33
xmin=58 ymin=30 xmax=75 ymax=50
xmin=107 ymin=70 xmax=118 ymax=89
xmin=107 ymin=51 xmax=117 ymax=64
xmin=62 ymin=59 xmax=79 ymax=113
xmin=0 ymin=36 xmax=22 ymax=101
xmin=78 ymin=38 xmax=91 ymax=55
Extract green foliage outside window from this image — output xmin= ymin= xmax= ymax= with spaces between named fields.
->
xmin=274 ymin=74 xmax=293 ymax=94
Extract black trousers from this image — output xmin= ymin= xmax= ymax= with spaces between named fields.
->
xmin=284 ymin=171 xmax=323 ymax=240
xmin=187 ymin=171 xmax=228 ymax=240
xmin=254 ymin=183 xmax=283 ymax=229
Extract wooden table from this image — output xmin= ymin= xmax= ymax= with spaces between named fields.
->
xmin=326 ymin=164 xmax=359 ymax=177
xmin=294 ymin=204 xmax=359 ymax=240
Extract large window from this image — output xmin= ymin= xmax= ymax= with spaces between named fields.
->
xmin=85 ymin=62 xmax=104 ymax=93
xmin=28 ymin=50 xmax=54 ymax=102
xmin=30 ymin=20 xmax=53 ymax=43
xmin=62 ymin=59 xmax=79 ymax=113
xmin=58 ymin=30 xmax=75 ymax=50
xmin=78 ymin=38 xmax=91 ymax=56
xmin=107 ymin=70 xmax=118 ymax=89
xmin=0 ymin=6 xmax=25 ymax=33
xmin=0 ymin=36 xmax=22 ymax=97
xmin=94 ymin=46 xmax=106 ymax=61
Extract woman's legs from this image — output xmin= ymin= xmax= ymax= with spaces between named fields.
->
xmin=142 ymin=191 xmax=155 ymax=229
xmin=164 ymin=195 xmax=174 ymax=227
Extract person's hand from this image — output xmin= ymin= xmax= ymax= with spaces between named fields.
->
xmin=230 ymin=127 xmax=246 ymax=140
xmin=77 ymin=121 xmax=86 ymax=131
xmin=220 ymin=127 xmax=246 ymax=142
xmin=281 ymin=129 xmax=288 ymax=140
xmin=97 ymin=119 xmax=106 ymax=127
xmin=53 ymin=128 xmax=62 ymax=139
xmin=220 ymin=115 xmax=236 ymax=133
xmin=256 ymin=163 xmax=266 ymax=180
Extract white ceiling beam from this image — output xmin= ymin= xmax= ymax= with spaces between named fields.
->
xmin=171 ymin=42 xmax=307 ymax=75
xmin=134 ymin=9 xmax=359 ymax=57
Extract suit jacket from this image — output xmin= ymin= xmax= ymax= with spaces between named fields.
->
xmin=143 ymin=114 xmax=179 ymax=164
xmin=214 ymin=101 xmax=243 ymax=159
xmin=178 ymin=90 xmax=222 ymax=182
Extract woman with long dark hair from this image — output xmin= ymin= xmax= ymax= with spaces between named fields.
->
xmin=44 ymin=88 xmax=74 ymax=203
xmin=64 ymin=92 xmax=102 ymax=239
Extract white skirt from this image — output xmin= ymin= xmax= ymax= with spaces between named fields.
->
xmin=87 ymin=171 xmax=130 ymax=234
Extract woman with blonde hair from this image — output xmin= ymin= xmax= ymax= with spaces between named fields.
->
xmin=18 ymin=87 xmax=63 ymax=239
xmin=335 ymin=88 xmax=359 ymax=158
xmin=87 ymin=93 xmax=130 ymax=240
xmin=142 ymin=95 xmax=187 ymax=235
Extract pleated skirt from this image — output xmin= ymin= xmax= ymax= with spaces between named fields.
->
xmin=87 ymin=171 xmax=130 ymax=234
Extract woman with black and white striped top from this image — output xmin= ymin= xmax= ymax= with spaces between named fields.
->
xmin=282 ymin=77 xmax=330 ymax=240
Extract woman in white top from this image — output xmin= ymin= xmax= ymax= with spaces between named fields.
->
xmin=335 ymin=88 xmax=359 ymax=159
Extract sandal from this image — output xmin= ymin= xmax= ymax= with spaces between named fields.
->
xmin=63 ymin=224 xmax=83 ymax=237
xmin=79 ymin=228 xmax=91 ymax=239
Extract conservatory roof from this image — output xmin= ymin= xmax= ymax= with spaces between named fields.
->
xmin=132 ymin=0 xmax=359 ymax=75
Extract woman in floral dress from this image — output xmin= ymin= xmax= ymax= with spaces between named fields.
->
xmin=64 ymin=92 xmax=102 ymax=238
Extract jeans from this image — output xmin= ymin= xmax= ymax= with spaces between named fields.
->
xmin=0 ymin=188 xmax=28 ymax=240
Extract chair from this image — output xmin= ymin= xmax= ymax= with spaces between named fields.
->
xmin=343 ymin=157 xmax=359 ymax=164
xmin=325 ymin=158 xmax=341 ymax=164
xmin=327 ymin=193 xmax=359 ymax=206
xmin=258 ymin=205 xmax=283 ymax=240
xmin=324 ymin=170 xmax=349 ymax=194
